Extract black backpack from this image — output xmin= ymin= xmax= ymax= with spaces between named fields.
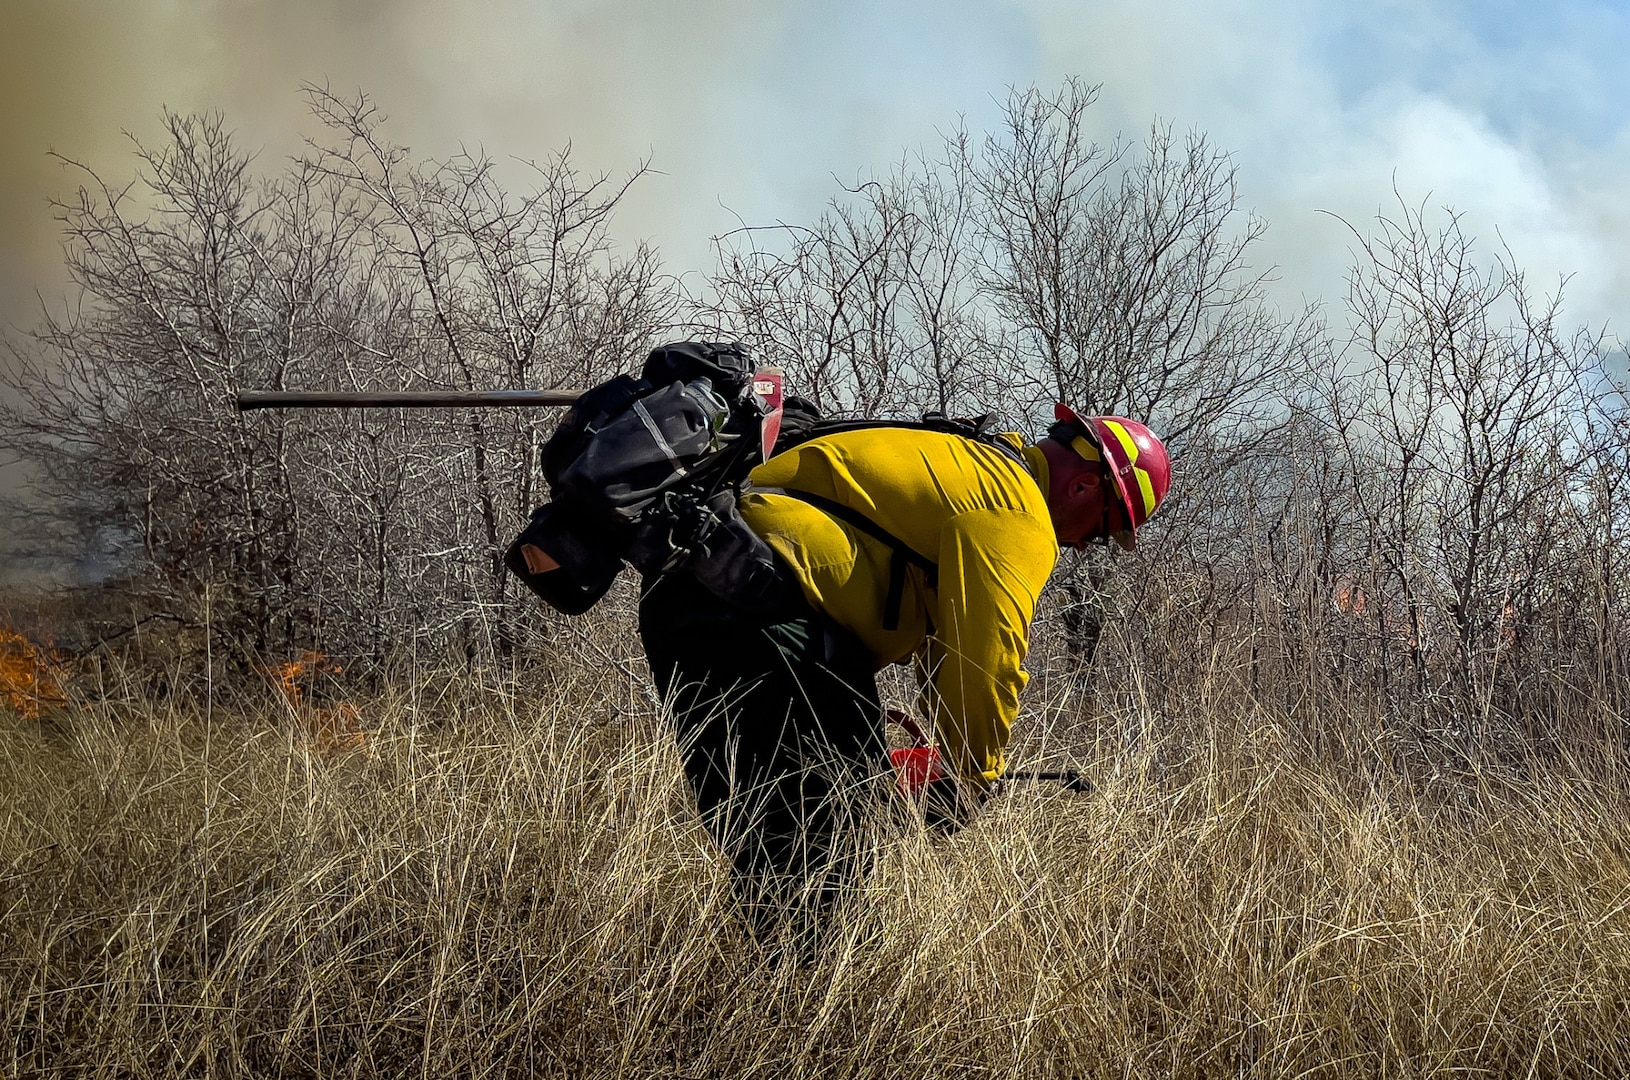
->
xmin=505 ymin=340 xmax=1028 ymax=617
xmin=506 ymin=342 xmax=792 ymax=614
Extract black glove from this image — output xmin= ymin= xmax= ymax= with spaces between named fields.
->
xmin=920 ymin=774 xmax=986 ymax=835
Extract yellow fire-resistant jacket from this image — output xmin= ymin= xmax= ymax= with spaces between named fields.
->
xmin=739 ymin=428 xmax=1058 ymax=789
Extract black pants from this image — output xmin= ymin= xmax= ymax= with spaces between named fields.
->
xmin=638 ymin=570 xmax=889 ymax=941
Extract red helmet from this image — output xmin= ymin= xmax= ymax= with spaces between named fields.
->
xmin=1051 ymin=404 xmax=1172 ymax=550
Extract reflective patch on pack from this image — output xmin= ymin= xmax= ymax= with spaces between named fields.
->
xmin=631 ymin=397 xmax=688 ymax=478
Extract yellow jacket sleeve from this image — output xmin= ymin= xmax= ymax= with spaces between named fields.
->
xmin=922 ymin=507 xmax=1057 ymax=790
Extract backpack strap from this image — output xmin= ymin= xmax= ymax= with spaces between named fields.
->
xmin=749 ymin=486 xmax=935 ymax=633
xmin=775 ymin=413 xmax=1032 ymax=472
xmin=749 ymin=411 xmax=1032 ymax=633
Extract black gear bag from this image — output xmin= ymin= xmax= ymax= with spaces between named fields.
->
xmin=505 ymin=342 xmax=792 ymax=615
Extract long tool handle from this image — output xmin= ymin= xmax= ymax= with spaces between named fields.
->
xmin=1006 ymin=769 xmax=1094 ymax=794
xmin=236 ymin=389 xmax=583 ymax=412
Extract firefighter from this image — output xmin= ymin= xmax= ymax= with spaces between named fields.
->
xmin=636 ymin=404 xmax=1171 ymax=941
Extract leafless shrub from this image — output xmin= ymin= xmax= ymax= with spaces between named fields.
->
xmin=1292 ymin=198 xmax=1605 ymax=751
xmin=704 ymin=133 xmax=1002 ymax=419
xmin=973 ymin=81 xmax=1323 ymax=680
xmin=9 ymin=80 xmax=1630 ymax=767
xmin=0 ymin=91 xmax=674 ymax=671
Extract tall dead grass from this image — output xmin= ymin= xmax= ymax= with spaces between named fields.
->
xmin=5 ymin=648 xmax=1630 ymax=1078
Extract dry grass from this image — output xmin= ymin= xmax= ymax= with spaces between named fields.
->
xmin=5 ymin=651 xmax=1630 ymax=1079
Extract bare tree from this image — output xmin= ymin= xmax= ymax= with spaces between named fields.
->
xmin=1311 ymin=196 xmax=1599 ymax=731
xmin=975 ymin=80 xmax=1318 ymax=449
xmin=968 ymin=81 xmax=1324 ymax=675
xmin=14 ymin=77 xmax=1626 ymax=764
xmin=298 ymin=87 xmax=673 ymax=655
xmin=702 ymin=118 xmax=1027 ymax=421
xmin=0 ymin=93 xmax=673 ymax=670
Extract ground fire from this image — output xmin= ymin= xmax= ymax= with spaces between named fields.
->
xmin=0 ymin=625 xmax=67 ymax=718
xmin=265 ymin=649 xmax=367 ymax=755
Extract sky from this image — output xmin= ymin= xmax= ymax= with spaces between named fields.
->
xmin=4 ymin=0 xmax=1628 ymax=338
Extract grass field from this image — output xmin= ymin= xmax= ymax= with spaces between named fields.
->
xmin=5 ymin=645 xmax=1630 ymax=1079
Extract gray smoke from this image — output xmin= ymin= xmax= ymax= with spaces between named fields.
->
xmin=4 ymin=0 xmax=1626 ymax=589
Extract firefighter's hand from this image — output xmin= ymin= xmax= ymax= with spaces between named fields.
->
xmin=888 ymin=744 xmax=987 ymax=834
xmin=920 ymin=774 xmax=985 ymax=835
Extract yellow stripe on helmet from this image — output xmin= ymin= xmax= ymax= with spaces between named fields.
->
xmin=1133 ymin=465 xmax=1157 ymax=520
xmin=1101 ymin=420 xmax=1140 ymax=465
xmin=1068 ymin=435 xmax=1102 ymax=463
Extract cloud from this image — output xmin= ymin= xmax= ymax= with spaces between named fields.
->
xmin=0 ymin=1 xmax=772 ymax=325
xmin=1012 ymin=0 xmax=1630 ymax=332
xmin=0 ymin=0 xmax=1042 ymax=311
xmin=1384 ymin=99 xmax=1604 ymax=299
xmin=0 ymin=2 xmax=164 ymax=327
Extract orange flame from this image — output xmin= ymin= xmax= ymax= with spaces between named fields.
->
xmin=268 ymin=649 xmax=342 ymax=707
xmin=1499 ymin=601 xmax=1519 ymax=651
xmin=1333 ymin=578 xmax=1368 ymax=616
xmin=263 ymin=650 xmax=366 ymax=755
xmin=0 ymin=626 xmax=67 ymax=718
